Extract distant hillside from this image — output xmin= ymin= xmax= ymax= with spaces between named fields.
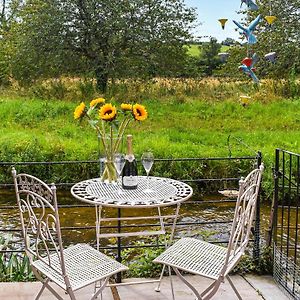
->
xmin=186 ymin=44 xmax=230 ymax=57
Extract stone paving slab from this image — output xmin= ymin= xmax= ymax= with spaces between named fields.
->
xmin=244 ymin=274 xmax=291 ymax=300
xmin=0 ymin=275 xmax=264 ymax=300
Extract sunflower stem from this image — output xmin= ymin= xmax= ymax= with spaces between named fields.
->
xmin=113 ymin=115 xmax=131 ymax=153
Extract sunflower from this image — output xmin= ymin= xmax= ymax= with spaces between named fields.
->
xmin=99 ymin=103 xmax=117 ymax=121
xmin=121 ymin=103 xmax=132 ymax=111
xmin=90 ymin=97 xmax=105 ymax=108
xmin=132 ymin=104 xmax=148 ymax=121
xmin=74 ymin=102 xmax=86 ymax=120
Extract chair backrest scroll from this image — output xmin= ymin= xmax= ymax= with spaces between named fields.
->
xmin=12 ymin=167 xmax=66 ymax=277
xmin=223 ymin=164 xmax=264 ymax=274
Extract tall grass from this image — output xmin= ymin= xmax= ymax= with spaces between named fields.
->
xmin=3 ymin=77 xmax=300 ymax=102
xmin=2 ymin=94 xmax=299 ymax=161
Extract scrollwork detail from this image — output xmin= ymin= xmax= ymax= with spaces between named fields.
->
xmin=18 ymin=189 xmax=61 ymax=266
xmin=228 ymin=168 xmax=262 ymax=259
xmin=17 ymin=175 xmax=53 ymax=204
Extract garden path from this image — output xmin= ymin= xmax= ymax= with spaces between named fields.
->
xmin=0 ymin=274 xmax=289 ymax=300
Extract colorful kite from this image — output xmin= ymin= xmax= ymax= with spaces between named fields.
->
xmin=218 ymin=52 xmax=229 ymax=63
xmin=239 ymin=53 xmax=259 ymax=83
xmin=263 ymin=0 xmax=277 ymax=62
xmin=240 ymin=0 xmax=259 ymax=11
xmin=240 ymin=95 xmax=252 ymax=106
xmin=218 ymin=19 xmax=228 ymax=30
xmin=233 ymin=15 xmax=261 ymax=44
xmin=265 ymin=15 xmax=277 ymax=25
xmin=265 ymin=52 xmax=276 ymax=63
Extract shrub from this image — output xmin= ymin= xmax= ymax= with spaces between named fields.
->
xmin=121 ymin=238 xmax=165 ymax=278
xmin=0 ymin=236 xmax=35 ymax=282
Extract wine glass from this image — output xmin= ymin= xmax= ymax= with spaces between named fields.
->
xmin=141 ymin=151 xmax=154 ymax=193
xmin=114 ymin=153 xmax=126 ymax=195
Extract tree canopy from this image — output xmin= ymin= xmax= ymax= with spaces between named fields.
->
xmin=255 ymin=0 xmax=300 ymax=77
xmin=8 ymin=0 xmax=197 ymax=91
xmin=197 ymin=38 xmax=221 ymax=76
xmin=0 ymin=0 xmax=23 ymax=85
xmin=0 ymin=0 xmax=299 ymax=89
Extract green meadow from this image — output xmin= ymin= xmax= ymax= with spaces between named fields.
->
xmin=2 ymin=96 xmax=299 ymax=160
xmin=1 ymin=84 xmax=300 ymax=196
xmin=186 ymin=44 xmax=230 ymax=57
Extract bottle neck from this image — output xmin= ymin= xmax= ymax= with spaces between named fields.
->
xmin=126 ymin=136 xmax=133 ymax=156
xmin=126 ymin=135 xmax=134 ymax=161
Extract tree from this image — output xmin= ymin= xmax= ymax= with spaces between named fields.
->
xmin=0 ymin=0 xmax=23 ymax=31
xmin=257 ymin=0 xmax=300 ymax=77
xmin=10 ymin=0 xmax=197 ymax=92
xmin=222 ymin=37 xmax=235 ymax=46
xmin=0 ymin=0 xmax=23 ymax=85
xmin=197 ymin=37 xmax=221 ymax=76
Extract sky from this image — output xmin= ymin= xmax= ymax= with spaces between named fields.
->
xmin=184 ymin=0 xmax=244 ymax=42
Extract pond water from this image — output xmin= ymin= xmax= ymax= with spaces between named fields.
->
xmin=0 ymin=189 xmax=273 ymax=253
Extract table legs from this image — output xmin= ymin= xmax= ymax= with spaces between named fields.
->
xmin=116 ymin=208 xmax=122 ymax=283
xmin=94 ymin=203 xmax=181 ymax=289
xmin=94 ymin=205 xmax=103 ymax=296
xmin=95 ymin=205 xmax=103 ymax=252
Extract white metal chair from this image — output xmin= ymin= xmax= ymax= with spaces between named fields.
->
xmin=12 ymin=167 xmax=128 ymax=300
xmin=154 ymin=164 xmax=264 ymax=300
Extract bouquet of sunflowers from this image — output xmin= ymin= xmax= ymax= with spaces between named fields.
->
xmin=74 ymin=98 xmax=148 ymax=182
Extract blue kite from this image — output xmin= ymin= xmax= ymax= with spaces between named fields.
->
xmin=233 ymin=15 xmax=261 ymax=44
xmin=240 ymin=0 xmax=259 ymax=11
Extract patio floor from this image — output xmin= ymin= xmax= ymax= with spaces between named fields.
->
xmin=0 ymin=274 xmax=290 ymax=300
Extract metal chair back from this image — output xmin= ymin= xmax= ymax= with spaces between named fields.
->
xmin=224 ymin=164 xmax=264 ymax=274
xmin=12 ymin=167 xmax=67 ymax=279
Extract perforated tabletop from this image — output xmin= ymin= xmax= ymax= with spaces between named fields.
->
xmin=71 ymin=176 xmax=193 ymax=208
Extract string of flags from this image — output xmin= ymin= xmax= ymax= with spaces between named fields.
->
xmin=217 ymin=0 xmax=277 ymax=85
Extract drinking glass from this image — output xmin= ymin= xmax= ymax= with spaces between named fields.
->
xmin=114 ymin=153 xmax=126 ymax=195
xmin=141 ymin=151 xmax=154 ymax=193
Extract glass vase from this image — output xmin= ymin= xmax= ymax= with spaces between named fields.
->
xmin=98 ymin=133 xmax=123 ymax=183
xmin=101 ymin=158 xmax=117 ymax=183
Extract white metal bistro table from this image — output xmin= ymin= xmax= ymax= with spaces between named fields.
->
xmin=71 ymin=176 xmax=193 ymax=288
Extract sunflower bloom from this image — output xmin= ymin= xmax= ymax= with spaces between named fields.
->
xmin=99 ymin=103 xmax=117 ymax=121
xmin=121 ymin=103 xmax=133 ymax=111
xmin=74 ymin=102 xmax=86 ymax=120
xmin=90 ymin=97 xmax=105 ymax=107
xmin=132 ymin=104 xmax=148 ymax=121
